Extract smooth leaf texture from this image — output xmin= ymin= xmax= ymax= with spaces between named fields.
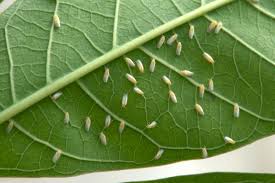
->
xmin=0 ymin=0 xmax=275 ymax=177
xmin=128 ymin=173 xmax=275 ymax=183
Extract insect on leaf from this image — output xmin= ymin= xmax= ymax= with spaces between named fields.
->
xmin=0 ymin=0 xmax=274 ymax=177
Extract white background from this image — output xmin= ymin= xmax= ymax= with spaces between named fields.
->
xmin=1 ymin=0 xmax=274 ymax=182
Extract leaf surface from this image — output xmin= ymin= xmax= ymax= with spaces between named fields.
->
xmin=0 ymin=0 xmax=275 ymax=177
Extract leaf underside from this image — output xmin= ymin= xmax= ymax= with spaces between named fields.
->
xmin=0 ymin=0 xmax=275 ymax=177
xmin=127 ymin=173 xmax=275 ymax=183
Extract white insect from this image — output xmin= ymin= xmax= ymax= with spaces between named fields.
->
xmin=103 ymin=67 xmax=110 ymax=83
xmin=105 ymin=115 xmax=111 ymax=128
xmin=6 ymin=119 xmax=14 ymax=134
xmin=122 ymin=93 xmax=128 ymax=108
xmin=202 ymin=147 xmax=208 ymax=158
xmin=136 ymin=59 xmax=144 ymax=73
xmin=119 ymin=120 xmax=125 ymax=134
xmin=125 ymin=73 xmax=137 ymax=85
xmin=176 ymin=41 xmax=182 ymax=56
xmin=162 ymin=75 xmax=172 ymax=86
xmin=154 ymin=149 xmax=164 ymax=160
xmin=189 ymin=24 xmax=195 ymax=39
xmin=85 ymin=117 xmax=91 ymax=132
xmin=52 ymin=149 xmax=62 ymax=164
xmin=167 ymin=33 xmax=178 ymax=45
xmin=124 ymin=57 xmax=136 ymax=67
xmin=195 ymin=104 xmax=204 ymax=116
xmin=149 ymin=58 xmax=156 ymax=73
xmin=234 ymin=103 xmax=240 ymax=118
xmin=99 ymin=132 xmax=107 ymax=145
xmin=224 ymin=136 xmax=236 ymax=144
xmin=157 ymin=35 xmax=165 ymax=49
xmin=199 ymin=84 xmax=205 ymax=98
xmin=207 ymin=20 xmax=218 ymax=32
xmin=146 ymin=121 xmax=157 ymax=129
xmin=133 ymin=86 xmax=144 ymax=95
xmin=208 ymin=79 xmax=214 ymax=91
xmin=203 ymin=52 xmax=215 ymax=64
xmin=215 ymin=21 xmax=223 ymax=34
xmin=53 ymin=14 xmax=60 ymax=28
xmin=51 ymin=92 xmax=63 ymax=100
xmin=180 ymin=70 xmax=193 ymax=77
xmin=169 ymin=90 xmax=177 ymax=103
xmin=64 ymin=112 xmax=70 ymax=124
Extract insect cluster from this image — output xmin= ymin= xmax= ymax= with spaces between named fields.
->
xmin=5 ymin=16 xmax=244 ymax=165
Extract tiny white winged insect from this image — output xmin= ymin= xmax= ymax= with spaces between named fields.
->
xmin=103 ymin=67 xmax=110 ymax=83
xmin=169 ymin=90 xmax=177 ymax=103
xmin=146 ymin=121 xmax=157 ymax=129
xmin=124 ymin=57 xmax=135 ymax=67
xmin=133 ymin=86 xmax=144 ymax=95
xmin=224 ymin=136 xmax=236 ymax=144
xmin=64 ymin=112 xmax=70 ymax=124
xmin=119 ymin=120 xmax=125 ymax=134
xmin=180 ymin=70 xmax=193 ymax=77
xmin=176 ymin=41 xmax=182 ymax=56
xmin=136 ymin=59 xmax=144 ymax=73
xmin=154 ymin=149 xmax=164 ymax=160
xmin=53 ymin=14 xmax=60 ymax=28
xmin=149 ymin=58 xmax=156 ymax=73
xmin=167 ymin=33 xmax=178 ymax=45
xmin=85 ymin=117 xmax=91 ymax=132
xmin=105 ymin=115 xmax=111 ymax=128
xmin=51 ymin=92 xmax=63 ymax=100
xmin=6 ymin=119 xmax=14 ymax=134
xmin=125 ymin=73 xmax=137 ymax=85
xmin=215 ymin=21 xmax=223 ymax=34
xmin=195 ymin=104 xmax=204 ymax=116
xmin=208 ymin=79 xmax=214 ymax=91
xmin=207 ymin=20 xmax=218 ymax=32
xmin=157 ymin=35 xmax=165 ymax=49
xmin=122 ymin=93 xmax=128 ymax=108
xmin=189 ymin=24 xmax=195 ymax=39
xmin=234 ymin=103 xmax=240 ymax=118
xmin=162 ymin=75 xmax=172 ymax=86
xmin=99 ymin=132 xmax=107 ymax=145
xmin=202 ymin=147 xmax=208 ymax=158
xmin=203 ymin=52 xmax=215 ymax=64
xmin=199 ymin=84 xmax=205 ymax=98
xmin=52 ymin=149 xmax=62 ymax=164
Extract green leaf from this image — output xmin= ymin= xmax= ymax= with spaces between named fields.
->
xmin=0 ymin=0 xmax=274 ymax=177
xmin=127 ymin=173 xmax=275 ymax=183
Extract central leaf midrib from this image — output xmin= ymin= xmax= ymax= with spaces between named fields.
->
xmin=0 ymin=0 xmax=235 ymax=124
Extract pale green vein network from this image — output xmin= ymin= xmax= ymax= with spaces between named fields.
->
xmin=247 ymin=0 xmax=275 ymax=19
xmin=139 ymin=47 xmax=275 ymax=123
xmin=142 ymin=0 xmax=275 ymax=122
xmin=77 ymin=81 xmax=217 ymax=150
xmin=0 ymin=0 xmax=275 ymax=174
xmin=0 ymin=0 xmax=235 ymax=124
xmin=204 ymin=15 xmax=275 ymax=67
xmin=5 ymin=0 xmax=24 ymax=103
xmin=13 ymin=121 xmax=136 ymax=163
